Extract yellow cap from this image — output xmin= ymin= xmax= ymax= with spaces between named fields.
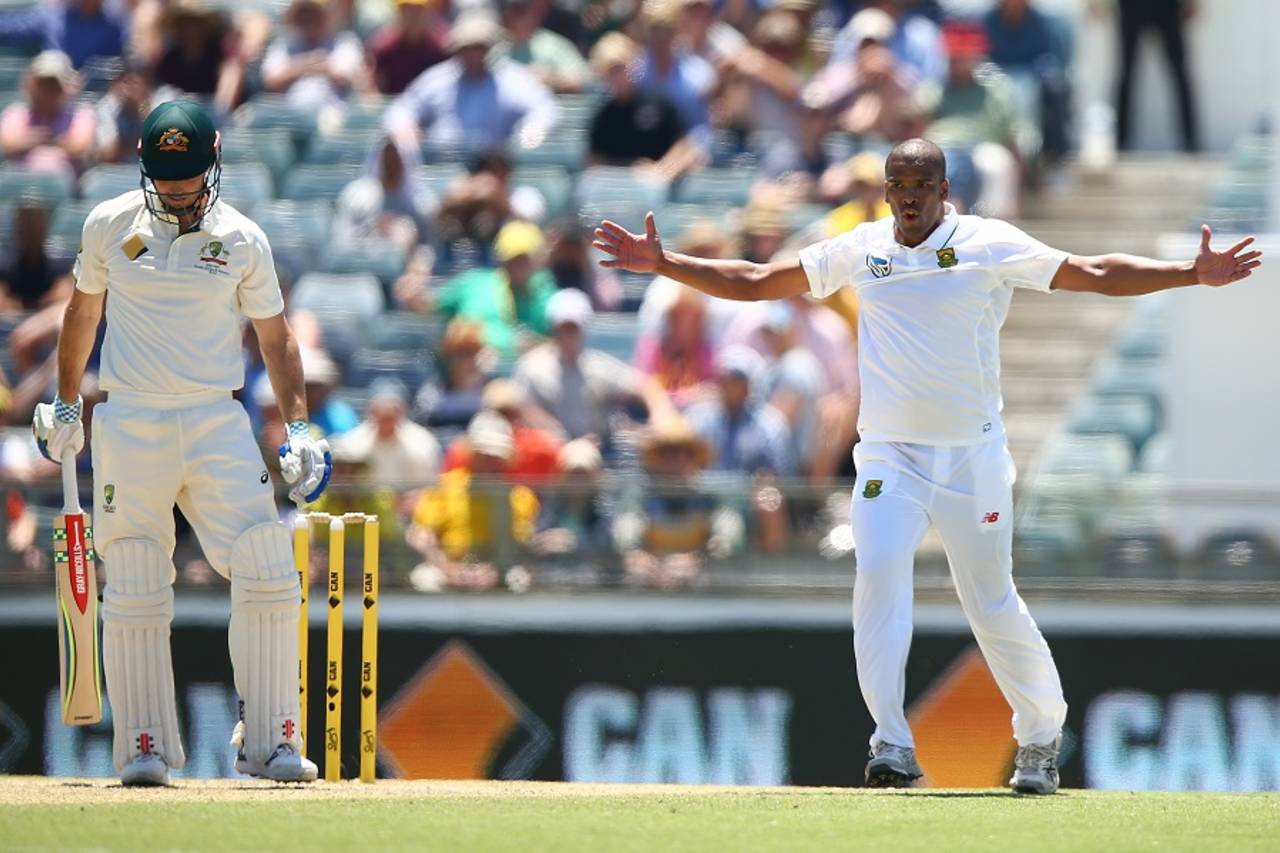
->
xmin=494 ymin=221 xmax=546 ymax=262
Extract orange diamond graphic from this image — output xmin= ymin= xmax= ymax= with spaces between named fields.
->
xmin=908 ymin=645 xmax=1017 ymax=787
xmin=379 ymin=640 xmax=522 ymax=779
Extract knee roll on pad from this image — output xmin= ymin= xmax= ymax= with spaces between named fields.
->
xmin=100 ymin=539 xmax=185 ymax=771
xmin=228 ymin=522 xmax=304 ymax=763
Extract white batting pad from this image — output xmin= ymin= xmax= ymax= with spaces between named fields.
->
xmin=229 ymin=521 xmax=302 ymax=764
xmin=101 ymin=538 xmax=185 ymax=771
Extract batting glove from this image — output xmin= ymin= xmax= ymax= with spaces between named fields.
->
xmin=278 ymin=421 xmax=332 ymax=505
xmin=32 ymin=395 xmax=85 ymax=463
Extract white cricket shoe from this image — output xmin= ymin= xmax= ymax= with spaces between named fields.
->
xmin=231 ymin=721 xmax=317 ymax=782
xmin=865 ymin=738 xmax=923 ymax=788
xmin=260 ymin=743 xmax=318 ymax=782
xmin=1009 ymin=735 xmax=1062 ymax=795
xmin=121 ymin=753 xmax=170 ymax=787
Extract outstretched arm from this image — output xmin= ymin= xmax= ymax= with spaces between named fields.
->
xmin=594 ymin=212 xmax=810 ymax=301
xmin=1052 ymin=225 xmax=1262 ymax=296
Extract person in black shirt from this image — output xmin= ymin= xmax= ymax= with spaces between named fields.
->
xmin=0 ymin=200 xmax=71 ymax=311
xmin=586 ymin=32 xmax=701 ymax=181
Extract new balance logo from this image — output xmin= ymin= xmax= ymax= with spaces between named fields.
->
xmin=982 ymin=512 xmax=1001 ymax=524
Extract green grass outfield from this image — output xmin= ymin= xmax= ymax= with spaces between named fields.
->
xmin=2 ymin=778 xmax=1279 ymax=852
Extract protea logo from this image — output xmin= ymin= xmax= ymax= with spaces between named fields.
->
xmin=866 ymin=254 xmax=893 ymax=279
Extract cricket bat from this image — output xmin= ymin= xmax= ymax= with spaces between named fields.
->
xmin=53 ymin=447 xmax=102 ymax=725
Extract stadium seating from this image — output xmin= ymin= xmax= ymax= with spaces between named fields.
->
xmin=671 ymin=168 xmax=757 ymax=207
xmin=1067 ymin=395 xmax=1159 ymax=455
xmin=220 ymin=128 xmax=297 ymax=189
xmin=319 ymin=240 xmax=407 ymax=290
xmin=281 ymin=164 xmax=364 ymax=202
xmin=0 ymin=166 xmax=73 ymax=207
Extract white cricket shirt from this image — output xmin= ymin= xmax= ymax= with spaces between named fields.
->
xmin=74 ymin=191 xmax=285 ymax=398
xmin=799 ymin=203 xmax=1068 ymax=446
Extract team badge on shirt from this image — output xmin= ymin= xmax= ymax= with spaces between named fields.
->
xmin=866 ymin=254 xmax=893 ymax=279
xmin=198 ymin=240 xmax=229 ymax=268
xmin=862 ymin=480 xmax=883 ymax=499
xmin=157 ymin=128 xmax=190 ymax=152
xmin=936 ymin=247 xmax=958 ymax=268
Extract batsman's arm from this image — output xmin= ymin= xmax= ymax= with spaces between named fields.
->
xmin=252 ymin=312 xmax=308 ymax=425
xmin=56 ymin=289 xmax=105 ymax=403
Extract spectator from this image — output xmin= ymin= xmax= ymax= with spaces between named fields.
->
xmin=804 ymin=14 xmax=921 ymax=142
xmin=434 ymin=148 xmax=546 ymax=254
xmin=407 ymin=410 xmax=540 ymax=591
xmin=918 ymin=23 xmax=1026 ymax=218
xmin=984 ymin=0 xmax=1071 ymax=160
xmin=150 ymin=0 xmax=245 ymax=115
xmin=633 ymin=0 xmax=716 ymax=149
xmin=296 ymin=346 xmax=358 ymax=438
xmin=384 ymin=11 xmax=559 ymax=150
xmin=680 ymin=0 xmax=746 ymax=67
xmin=0 ymin=200 xmax=74 ymax=311
xmin=1114 ymin=0 xmax=1199 ymax=152
xmin=739 ymin=192 xmax=793 ymax=264
xmin=332 ymin=377 xmax=442 ymax=491
xmin=94 ymin=61 xmax=168 ymax=164
xmin=493 ymin=0 xmax=591 ymax=94
xmin=368 ymin=0 xmax=450 ymax=96
xmin=261 ymin=0 xmax=368 ymax=112
xmin=618 ymin=414 xmax=743 ymax=589
xmin=821 ymin=151 xmax=891 ymax=233
xmin=48 ymin=0 xmax=126 ymax=69
xmin=442 ymin=379 xmax=564 ymax=484
xmin=545 ymin=216 xmax=623 ymax=311
xmin=636 ymin=220 xmax=741 ymax=344
xmin=435 ymin=221 xmax=557 ymax=358
xmin=686 ymin=345 xmax=793 ymax=476
xmin=332 ymin=134 xmax=435 ymax=252
xmin=586 ymin=32 xmax=699 ymax=182
xmin=0 ymin=51 xmax=94 ymax=178
xmin=753 ymin=301 xmax=825 ymax=473
xmin=829 ymin=1 xmax=946 ymax=86
xmin=633 ymin=286 xmax=716 ymax=410
xmin=530 ymin=438 xmax=614 ymax=564
xmin=514 ymin=287 xmax=671 ymax=446
xmin=414 ymin=318 xmax=493 ymax=428
xmin=715 ymin=11 xmax=811 ymax=171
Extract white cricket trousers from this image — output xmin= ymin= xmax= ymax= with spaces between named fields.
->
xmin=851 ymin=435 xmax=1067 ymax=749
xmin=90 ymin=389 xmax=279 ymax=572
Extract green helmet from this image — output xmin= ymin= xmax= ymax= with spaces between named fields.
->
xmin=138 ymin=100 xmax=222 ymax=226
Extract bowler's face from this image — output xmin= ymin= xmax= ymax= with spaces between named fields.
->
xmin=884 ymin=158 xmax=948 ymax=246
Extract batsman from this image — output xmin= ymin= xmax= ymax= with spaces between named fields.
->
xmin=31 ymin=100 xmax=331 ymax=785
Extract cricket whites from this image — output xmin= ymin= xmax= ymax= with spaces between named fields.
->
xmin=53 ymin=447 xmax=102 ymax=725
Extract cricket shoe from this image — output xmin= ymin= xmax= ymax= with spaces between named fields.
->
xmin=121 ymin=753 xmax=170 ymax=787
xmin=864 ymin=739 xmax=923 ymax=788
xmin=1009 ymin=735 xmax=1061 ymax=795
xmin=231 ymin=722 xmax=317 ymax=782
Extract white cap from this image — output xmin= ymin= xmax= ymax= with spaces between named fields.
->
xmin=546 ymin=287 xmax=594 ymax=328
xmin=300 ymin=347 xmax=339 ymax=386
xmin=716 ymin=344 xmax=765 ymax=385
xmin=468 ymin=410 xmax=515 ymax=459
xmin=28 ymin=50 xmax=76 ymax=88
xmin=848 ymin=8 xmax=895 ymax=45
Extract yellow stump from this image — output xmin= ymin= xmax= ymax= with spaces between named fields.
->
xmin=293 ymin=513 xmax=310 ymax=748
xmin=324 ymin=517 xmax=345 ymax=783
xmin=360 ymin=516 xmax=379 ymax=783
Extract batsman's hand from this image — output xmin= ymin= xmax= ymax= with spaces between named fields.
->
xmin=32 ymin=396 xmax=84 ymax=464
xmin=278 ymin=421 xmax=332 ymax=505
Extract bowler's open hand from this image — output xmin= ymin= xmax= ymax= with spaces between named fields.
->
xmin=594 ymin=212 xmax=664 ymax=273
xmin=1196 ymin=225 xmax=1263 ymax=286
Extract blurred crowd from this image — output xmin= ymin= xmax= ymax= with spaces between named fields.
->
xmin=0 ymin=0 xmax=1081 ymax=591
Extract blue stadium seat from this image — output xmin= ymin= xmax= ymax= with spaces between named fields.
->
xmin=289 ymin=272 xmax=384 ymax=365
xmin=576 ymin=167 xmax=667 ymax=212
xmin=658 ymin=203 xmax=730 ymax=238
xmin=319 ymin=240 xmax=407 ymax=289
xmin=48 ymin=199 xmax=95 ymax=244
xmin=219 ymin=163 xmax=274 ymax=213
xmin=253 ymin=200 xmax=331 ymax=248
xmin=1038 ymin=433 xmax=1134 ymax=482
xmin=221 ymin=127 xmax=297 ymax=189
xmin=0 ymin=56 xmax=26 ymax=91
xmin=512 ymin=134 xmax=588 ymax=170
xmin=80 ymin=164 xmax=137 ymax=204
xmin=1067 ymin=395 xmax=1158 ymax=455
xmin=280 ymin=164 xmax=363 ymax=202
xmin=584 ymin=315 xmax=641 ymax=362
xmin=671 ymin=168 xmax=757 ymax=206
xmin=418 ymin=164 xmax=466 ymax=198
xmin=1099 ymin=531 xmax=1178 ymax=579
xmin=368 ymin=311 xmax=444 ymax=352
xmin=0 ymin=166 xmax=72 ymax=207
xmin=304 ymin=130 xmax=383 ymax=165
xmin=512 ymin=166 xmax=572 ymax=216
xmin=1092 ymin=356 xmax=1164 ymax=401
xmin=233 ymin=94 xmax=317 ymax=142
xmin=1013 ymin=507 xmax=1087 ymax=575
xmin=341 ymin=98 xmax=391 ymax=132
xmin=345 ymin=347 xmax=434 ymax=391
xmin=1194 ymin=530 xmax=1280 ymax=580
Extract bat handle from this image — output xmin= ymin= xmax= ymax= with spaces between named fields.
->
xmin=61 ymin=447 xmax=81 ymax=514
